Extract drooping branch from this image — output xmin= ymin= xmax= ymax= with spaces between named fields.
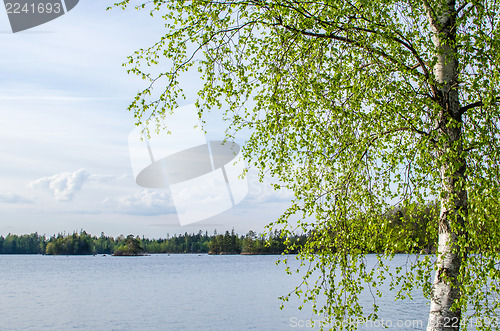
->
xmin=127 ymin=19 xmax=260 ymax=123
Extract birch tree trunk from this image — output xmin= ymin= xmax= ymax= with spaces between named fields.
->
xmin=426 ymin=1 xmax=468 ymax=330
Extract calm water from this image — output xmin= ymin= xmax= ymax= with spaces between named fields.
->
xmin=0 ymin=254 xmax=429 ymax=330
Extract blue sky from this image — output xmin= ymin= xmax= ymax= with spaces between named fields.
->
xmin=0 ymin=1 xmax=293 ymax=238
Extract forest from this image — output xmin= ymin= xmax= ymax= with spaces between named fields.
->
xmin=0 ymin=202 xmax=439 ymax=256
xmin=0 ymin=229 xmax=306 ymax=256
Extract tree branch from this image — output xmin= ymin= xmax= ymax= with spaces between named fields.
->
xmin=459 ymin=97 xmax=499 ymax=115
xmin=456 ymin=2 xmax=469 ymax=14
xmin=271 ymin=18 xmax=418 ymax=75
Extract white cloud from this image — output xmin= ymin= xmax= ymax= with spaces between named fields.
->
xmin=0 ymin=192 xmax=33 ymax=204
xmin=29 ymin=169 xmax=123 ymax=201
xmin=29 ymin=169 xmax=91 ymax=201
xmin=102 ymin=189 xmax=176 ymax=216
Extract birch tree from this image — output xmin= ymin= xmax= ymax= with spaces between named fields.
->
xmin=112 ymin=0 xmax=500 ymax=329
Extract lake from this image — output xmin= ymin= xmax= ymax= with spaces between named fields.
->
xmin=0 ymin=254 xmax=429 ymax=330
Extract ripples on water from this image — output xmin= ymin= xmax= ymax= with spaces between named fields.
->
xmin=0 ymin=254 xmax=428 ymax=330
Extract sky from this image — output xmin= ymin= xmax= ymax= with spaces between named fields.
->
xmin=0 ymin=1 xmax=294 ymax=238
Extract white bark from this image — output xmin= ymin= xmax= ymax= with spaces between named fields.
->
xmin=427 ymin=229 xmax=463 ymax=330
xmin=425 ymin=1 xmax=467 ymax=330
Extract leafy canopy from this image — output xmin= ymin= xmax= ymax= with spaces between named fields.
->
xmin=111 ymin=0 xmax=500 ymax=329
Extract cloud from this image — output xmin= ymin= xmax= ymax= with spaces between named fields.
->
xmin=29 ymin=169 xmax=91 ymax=201
xmin=29 ymin=169 xmax=123 ymax=201
xmin=0 ymin=192 xmax=33 ymax=204
xmin=102 ymin=189 xmax=177 ymax=216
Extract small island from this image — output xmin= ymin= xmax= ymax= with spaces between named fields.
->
xmin=113 ymin=235 xmax=146 ymax=256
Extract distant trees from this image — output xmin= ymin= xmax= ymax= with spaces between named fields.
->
xmin=113 ymin=235 xmax=145 ymax=256
xmin=207 ymin=229 xmax=305 ymax=255
xmin=0 ymin=207 xmax=439 ymax=256
xmin=240 ymin=230 xmax=305 ymax=255
xmin=94 ymin=232 xmax=115 ymax=254
xmin=0 ymin=229 xmax=300 ymax=255
xmin=44 ymin=231 xmax=94 ymax=255
xmin=0 ymin=233 xmax=46 ymax=254
xmin=208 ymin=229 xmax=241 ymax=255
xmin=142 ymin=231 xmax=211 ymax=254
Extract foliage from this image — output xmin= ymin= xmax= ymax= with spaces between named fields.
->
xmin=0 ymin=229 xmax=310 ymax=255
xmin=0 ymin=233 xmax=46 ymax=254
xmin=45 ymin=231 xmax=93 ymax=255
xmin=209 ymin=229 xmax=241 ymax=254
xmin=113 ymin=235 xmax=145 ymax=256
xmin=142 ymin=231 xmax=211 ymax=253
xmin=111 ymin=0 xmax=500 ymax=329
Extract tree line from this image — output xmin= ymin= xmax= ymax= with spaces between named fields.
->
xmin=0 ymin=202 xmax=440 ymax=256
xmin=0 ymin=229 xmax=306 ymax=255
